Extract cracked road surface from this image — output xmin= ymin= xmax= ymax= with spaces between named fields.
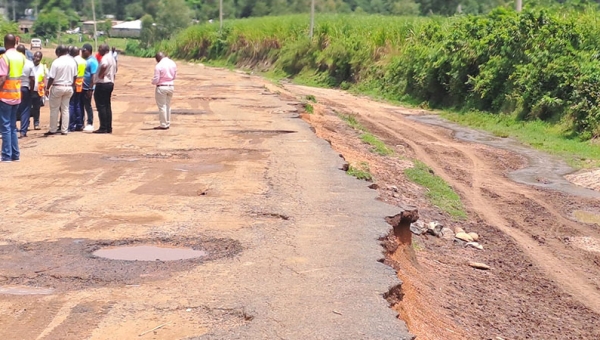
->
xmin=0 ymin=55 xmax=411 ymax=339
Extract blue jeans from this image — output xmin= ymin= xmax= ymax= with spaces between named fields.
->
xmin=0 ymin=101 xmax=19 ymax=161
xmin=17 ymin=87 xmax=32 ymax=136
xmin=83 ymin=90 xmax=93 ymax=125
xmin=69 ymin=91 xmax=84 ymax=131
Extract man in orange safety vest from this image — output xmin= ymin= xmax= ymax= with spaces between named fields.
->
xmin=0 ymin=34 xmax=26 ymax=163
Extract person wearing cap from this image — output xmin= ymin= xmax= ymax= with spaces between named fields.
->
xmin=81 ymin=43 xmax=98 ymax=132
xmin=31 ymin=51 xmax=47 ymax=130
xmin=44 ymin=45 xmax=77 ymax=136
xmin=68 ymin=46 xmax=86 ymax=131
xmin=151 ymin=52 xmax=177 ymax=130
xmin=0 ymin=34 xmax=26 ymax=163
xmin=15 ymin=44 xmax=35 ymax=138
xmin=93 ymin=44 xmax=116 ymax=134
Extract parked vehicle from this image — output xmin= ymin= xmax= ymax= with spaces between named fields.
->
xmin=30 ymin=38 xmax=42 ymax=50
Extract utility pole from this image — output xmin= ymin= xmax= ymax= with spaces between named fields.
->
xmin=11 ymin=0 xmax=15 ymax=22
xmin=516 ymin=0 xmax=522 ymax=12
xmin=219 ymin=0 xmax=223 ymax=33
xmin=92 ymin=0 xmax=98 ymax=51
xmin=309 ymin=0 xmax=315 ymax=38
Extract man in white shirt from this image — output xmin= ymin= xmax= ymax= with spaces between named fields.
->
xmin=15 ymin=45 xmax=34 ymax=138
xmin=44 ymin=45 xmax=77 ymax=136
xmin=151 ymin=52 xmax=177 ymax=130
xmin=93 ymin=44 xmax=116 ymax=134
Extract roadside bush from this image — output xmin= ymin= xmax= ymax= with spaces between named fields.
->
xmin=138 ymin=9 xmax=600 ymax=139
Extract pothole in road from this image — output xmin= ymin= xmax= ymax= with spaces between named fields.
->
xmin=104 ymin=148 xmax=266 ymax=163
xmin=572 ymin=210 xmax=600 ymax=225
xmin=143 ymin=152 xmax=191 ymax=160
xmin=250 ymin=211 xmax=291 ymax=220
xmin=232 ymin=129 xmax=297 ymax=135
xmin=131 ymin=109 xmax=208 ymax=115
xmin=171 ymin=109 xmax=209 ymax=115
xmin=0 ymin=286 xmax=55 ymax=295
xmin=93 ymin=245 xmax=208 ymax=261
xmin=566 ymin=236 xmax=600 ymax=253
xmin=103 ymin=156 xmax=140 ymax=162
xmin=0 ymin=236 xmax=242 ymax=292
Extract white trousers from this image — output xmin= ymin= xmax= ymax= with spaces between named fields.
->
xmin=155 ymin=86 xmax=174 ymax=128
xmin=49 ymin=85 xmax=73 ymax=133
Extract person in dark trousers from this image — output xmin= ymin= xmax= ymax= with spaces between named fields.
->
xmin=16 ymin=44 xmax=34 ymax=138
xmin=0 ymin=34 xmax=26 ymax=162
xmin=31 ymin=51 xmax=47 ymax=130
xmin=93 ymin=44 xmax=116 ymax=134
xmin=81 ymin=44 xmax=97 ymax=131
xmin=68 ymin=46 xmax=86 ymax=131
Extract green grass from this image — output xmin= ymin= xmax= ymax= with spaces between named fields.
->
xmin=304 ymin=103 xmax=314 ymax=114
xmin=202 ymin=59 xmax=236 ymax=70
xmin=440 ymin=111 xmax=600 ymax=169
xmin=339 ymin=113 xmax=393 ymax=156
xmin=360 ymin=133 xmax=393 ymax=156
xmin=339 ymin=113 xmax=366 ymax=131
xmin=404 ymin=160 xmax=467 ymax=220
xmin=305 ymin=94 xmax=317 ymax=103
xmin=103 ymin=37 xmax=131 ymax=51
xmin=347 ymin=162 xmax=373 ymax=181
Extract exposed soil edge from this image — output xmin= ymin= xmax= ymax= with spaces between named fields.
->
xmin=293 ymin=100 xmax=467 ymax=340
xmin=295 ymin=108 xmax=421 ymax=339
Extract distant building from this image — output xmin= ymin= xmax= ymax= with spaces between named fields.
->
xmin=18 ymin=19 xmax=34 ymax=34
xmin=110 ymin=20 xmax=141 ymax=38
xmin=82 ymin=20 xmax=102 ymax=33
xmin=82 ymin=20 xmax=121 ymax=35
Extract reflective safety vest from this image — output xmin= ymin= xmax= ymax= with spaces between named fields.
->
xmin=74 ymin=56 xmax=86 ymax=93
xmin=36 ymin=64 xmax=48 ymax=97
xmin=0 ymin=49 xmax=25 ymax=101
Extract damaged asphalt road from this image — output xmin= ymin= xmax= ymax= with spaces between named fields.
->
xmin=0 ymin=55 xmax=413 ymax=339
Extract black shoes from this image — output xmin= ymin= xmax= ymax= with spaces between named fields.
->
xmin=44 ymin=131 xmax=68 ymax=136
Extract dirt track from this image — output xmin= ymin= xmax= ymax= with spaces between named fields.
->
xmin=285 ymin=84 xmax=600 ymax=339
xmin=1 ymin=53 xmax=600 ymax=339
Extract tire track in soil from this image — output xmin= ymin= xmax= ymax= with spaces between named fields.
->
xmin=358 ymin=112 xmax=600 ymax=314
xmin=278 ymin=83 xmax=600 ymax=339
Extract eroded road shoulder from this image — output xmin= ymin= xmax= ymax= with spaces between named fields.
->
xmin=281 ymin=83 xmax=600 ymax=339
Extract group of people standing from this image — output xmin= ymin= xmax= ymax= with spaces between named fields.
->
xmin=1 ymin=32 xmax=177 ymax=163
xmin=0 ymin=33 xmax=117 ymax=162
xmin=44 ymin=43 xmax=117 ymax=136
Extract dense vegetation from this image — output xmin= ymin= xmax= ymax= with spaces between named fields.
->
xmin=127 ymin=7 xmax=600 ymax=139
xmin=13 ymin=0 xmax=600 ymax=21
